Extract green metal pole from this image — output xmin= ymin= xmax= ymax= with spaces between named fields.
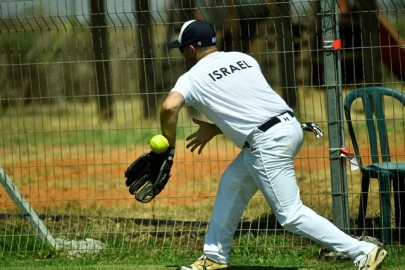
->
xmin=320 ymin=0 xmax=350 ymax=232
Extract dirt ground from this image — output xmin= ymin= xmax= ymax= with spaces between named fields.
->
xmin=0 ymin=139 xmax=321 ymax=207
xmin=1 ymin=137 xmax=404 ymax=221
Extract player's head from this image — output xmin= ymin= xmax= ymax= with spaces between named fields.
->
xmin=168 ymin=19 xmax=217 ymax=52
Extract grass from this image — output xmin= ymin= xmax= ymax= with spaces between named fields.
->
xmin=1 ymin=219 xmax=405 ymax=270
xmin=0 ymin=237 xmax=405 ymax=269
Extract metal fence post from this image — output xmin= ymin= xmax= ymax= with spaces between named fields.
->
xmin=0 ymin=167 xmax=56 ymax=248
xmin=320 ymin=0 xmax=350 ymax=232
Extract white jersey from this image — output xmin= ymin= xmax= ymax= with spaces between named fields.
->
xmin=171 ymin=51 xmax=291 ymax=148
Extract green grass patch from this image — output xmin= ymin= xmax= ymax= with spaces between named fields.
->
xmin=1 ymin=232 xmax=404 ymax=269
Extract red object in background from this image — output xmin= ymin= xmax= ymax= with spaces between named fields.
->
xmin=339 ymin=147 xmax=351 ymax=156
xmin=333 ymin=39 xmax=342 ymax=51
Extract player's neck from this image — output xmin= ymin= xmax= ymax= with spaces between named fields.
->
xmin=196 ymin=47 xmax=217 ymax=61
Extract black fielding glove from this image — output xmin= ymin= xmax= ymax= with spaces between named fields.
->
xmin=125 ymin=147 xmax=175 ymax=203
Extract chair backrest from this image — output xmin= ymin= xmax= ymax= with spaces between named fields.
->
xmin=343 ymin=87 xmax=405 ymax=166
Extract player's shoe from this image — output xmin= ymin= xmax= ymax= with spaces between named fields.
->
xmin=178 ymin=255 xmax=230 ymax=270
xmin=354 ymin=247 xmax=387 ymax=270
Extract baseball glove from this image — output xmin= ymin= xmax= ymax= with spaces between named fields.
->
xmin=125 ymin=147 xmax=175 ymax=203
xmin=301 ymin=122 xmax=324 ymax=138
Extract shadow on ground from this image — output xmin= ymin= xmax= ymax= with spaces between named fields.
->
xmin=232 ymin=267 xmax=300 ymax=270
xmin=166 ymin=266 xmax=302 ymax=270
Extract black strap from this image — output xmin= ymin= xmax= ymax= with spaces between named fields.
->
xmin=257 ymin=111 xmax=294 ymax=132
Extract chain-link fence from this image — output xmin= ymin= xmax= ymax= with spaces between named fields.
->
xmin=0 ymin=0 xmax=404 ymax=256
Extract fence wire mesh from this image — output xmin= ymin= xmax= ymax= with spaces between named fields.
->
xmin=0 ymin=0 xmax=404 ymax=256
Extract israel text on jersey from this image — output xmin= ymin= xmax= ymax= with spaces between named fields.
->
xmin=208 ymin=60 xmax=252 ymax=82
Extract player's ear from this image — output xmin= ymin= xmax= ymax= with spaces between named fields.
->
xmin=190 ymin=44 xmax=197 ymax=56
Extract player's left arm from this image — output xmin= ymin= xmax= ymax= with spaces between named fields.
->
xmin=186 ymin=118 xmax=222 ymax=154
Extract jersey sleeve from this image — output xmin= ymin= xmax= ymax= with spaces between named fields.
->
xmin=170 ymin=74 xmax=197 ymax=106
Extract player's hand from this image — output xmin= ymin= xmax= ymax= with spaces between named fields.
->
xmin=186 ymin=118 xmax=222 ymax=154
xmin=301 ymin=122 xmax=324 ymax=138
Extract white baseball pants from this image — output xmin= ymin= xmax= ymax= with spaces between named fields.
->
xmin=203 ymin=114 xmax=375 ymax=264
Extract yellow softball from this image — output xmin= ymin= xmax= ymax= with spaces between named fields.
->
xmin=149 ymin=134 xmax=169 ymax=154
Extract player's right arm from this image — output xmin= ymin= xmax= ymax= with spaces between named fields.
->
xmin=160 ymin=91 xmax=185 ymax=147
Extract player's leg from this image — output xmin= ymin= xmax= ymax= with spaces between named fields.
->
xmin=203 ymin=153 xmax=259 ymax=264
xmin=245 ymin=119 xmax=377 ymax=263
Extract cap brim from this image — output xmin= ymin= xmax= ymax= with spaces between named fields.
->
xmin=168 ymin=40 xmax=181 ymax=48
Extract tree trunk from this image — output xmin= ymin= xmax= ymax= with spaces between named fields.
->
xmin=90 ymin=0 xmax=114 ymax=120
xmin=354 ymin=0 xmax=382 ymax=85
xmin=274 ymin=0 xmax=297 ymax=110
xmin=136 ymin=0 xmax=156 ymax=118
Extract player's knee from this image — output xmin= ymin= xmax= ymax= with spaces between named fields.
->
xmin=276 ymin=207 xmax=303 ymax=232
xmin=281 ymin=219 xmax=298 ymax=232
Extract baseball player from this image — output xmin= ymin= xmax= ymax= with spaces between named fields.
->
xmin=160 ymin=19 xmax=387 ymax=270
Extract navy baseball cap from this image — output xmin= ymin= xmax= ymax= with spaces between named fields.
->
xmin=168 ymin=20 xmax=217 ymax=49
